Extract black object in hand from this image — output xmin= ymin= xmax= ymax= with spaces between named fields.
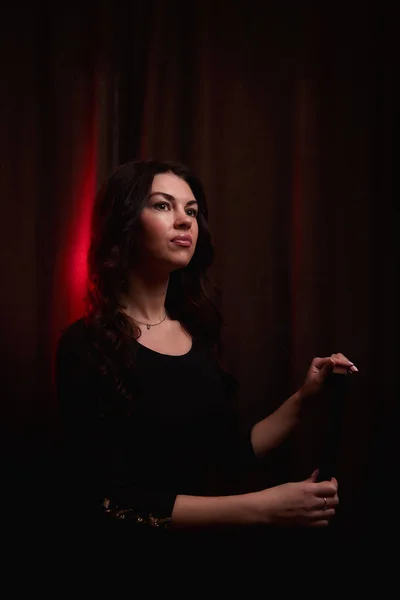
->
xmin=316 ymin=371 xmax=348 ymax=482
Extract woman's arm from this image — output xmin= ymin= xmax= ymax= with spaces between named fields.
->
xmin=171 ymin=471 xmax=339 ymax=529
xmin=55 ymin=324 xmax=177 ymax=529
xmin=250 ymin=354 xmax=358 ymax=458
xmin=250 ymin=389 xmax=304 ymax=458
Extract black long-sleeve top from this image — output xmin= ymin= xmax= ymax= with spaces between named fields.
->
xmin=55 ymin=318 xmax=256 ymax=539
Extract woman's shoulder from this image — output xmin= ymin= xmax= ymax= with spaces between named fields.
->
xmin=55 ymin=318 xmax=104 ymax=374
xmin=54 ymin=317 xmax=112 ymax=392
xmin=56 ymin=317 xmax=91 ymax=354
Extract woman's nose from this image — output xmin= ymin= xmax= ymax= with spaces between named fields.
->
xmin=174 ymin=210 xmax=192 ymax=228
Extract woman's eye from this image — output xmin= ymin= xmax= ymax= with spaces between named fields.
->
xmin=154 ymin=202 xmax=170 ymax=211
xmin=153 ymin=202 xmax=197 ymax=217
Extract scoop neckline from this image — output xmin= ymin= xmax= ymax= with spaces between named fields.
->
xmin=136 ymin=338 xmax=194 ymax=358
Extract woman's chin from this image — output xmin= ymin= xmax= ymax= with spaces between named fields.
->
xmin=170 ymin=258 xmax=192 ymax=271
xmin=161 ymin=250 xmax=193 ymax=269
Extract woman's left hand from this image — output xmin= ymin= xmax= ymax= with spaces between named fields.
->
xmin=300 ymin=353 xmax=358 ymax=399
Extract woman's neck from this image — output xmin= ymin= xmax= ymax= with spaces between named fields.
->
xmin=121 ymin=268 xmax=170 ymax=323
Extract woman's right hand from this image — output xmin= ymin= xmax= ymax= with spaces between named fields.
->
xmin=253 ymin=470 xmax=339 ymax=528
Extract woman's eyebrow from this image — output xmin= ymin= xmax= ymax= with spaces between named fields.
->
xmin=148 ymin=191 xmax=198 ymax=206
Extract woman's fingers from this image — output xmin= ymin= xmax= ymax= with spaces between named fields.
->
xmin=330 ymin=352 xmax=359 ymax=372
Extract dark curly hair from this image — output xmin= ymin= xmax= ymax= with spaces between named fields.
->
xmin=85 ymin=159 xmax=224 ymax=403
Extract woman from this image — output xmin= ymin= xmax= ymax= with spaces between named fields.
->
xmin=55 ymin=159 xmax=357 ymax=545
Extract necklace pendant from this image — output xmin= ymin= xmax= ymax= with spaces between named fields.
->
xmin=146 ymin=324 xmax=151 ymax=330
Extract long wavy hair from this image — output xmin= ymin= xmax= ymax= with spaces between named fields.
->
xmin=85 ymin=159 xmax=224 ymax=402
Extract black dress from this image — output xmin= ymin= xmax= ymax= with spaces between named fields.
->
xmin=54 ymin=318 xmax=256 ymax=546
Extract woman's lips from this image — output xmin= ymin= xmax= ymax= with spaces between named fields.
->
xmin=171 ymin=236 xmax=192 ymax=247
xmin=171 ymin=239 xmax=192 ymax=247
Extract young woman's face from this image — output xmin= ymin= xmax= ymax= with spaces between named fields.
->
xmin=136 ymin=172 xmax=199 ymax=270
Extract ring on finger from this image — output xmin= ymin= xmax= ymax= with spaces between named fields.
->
xmin=323 ymin=497 xmax=328 ymax=510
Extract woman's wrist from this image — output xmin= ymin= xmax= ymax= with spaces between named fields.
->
xmin=295 ymin=386 xmax=307 ymax=403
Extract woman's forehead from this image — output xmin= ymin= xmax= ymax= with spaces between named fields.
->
xmin=151 ymin=172 xmax=195 ymax=200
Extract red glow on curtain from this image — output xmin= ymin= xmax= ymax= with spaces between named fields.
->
xmin=50 ymin=131 xmax=97 ymax=392
xmin=67 ymin=142 xmax=97 ymax=323
xmin=52 ymin=80 xmax=98 ymax=342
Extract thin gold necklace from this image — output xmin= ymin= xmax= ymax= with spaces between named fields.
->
xmin=134 ymin=312 xmax=167 ymax=330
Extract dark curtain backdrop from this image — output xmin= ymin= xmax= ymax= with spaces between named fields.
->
xmin=1 ymin=1 xmax=396 ymax=553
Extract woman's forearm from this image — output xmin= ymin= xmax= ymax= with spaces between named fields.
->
xmin=171 ymin=492 xmax=260 ymax=529
xmin=250 ymin=389 xmax=305 ymax=458
xmin=171 ymin=472 xmax=339 ymax=530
